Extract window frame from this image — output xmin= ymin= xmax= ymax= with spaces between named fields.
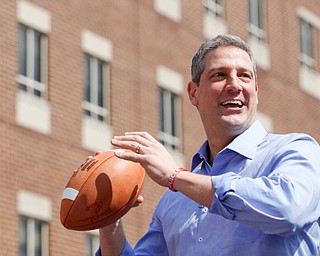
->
xmin=19 ymin=215 xmax=49 ymax=256
xmin=159 ymin=87 xmax=182 ymax=151
xmin=299 ymin=19 xmax=316 ymax=69
xmin=17 ymin=24 xmax=48 ymax=99
xmin=248 ymin=0 xmax=265 ymax=40
xmin=203 ymin=0 xmax=224 ymax=18
xmin=82 ymin=54 xmax=110 ymax=123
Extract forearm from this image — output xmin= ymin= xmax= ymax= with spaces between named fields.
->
xmin=173 ymin=171 xmax=215 ymax=208
xmin=99 ymin=220 xmax=126 ymax=256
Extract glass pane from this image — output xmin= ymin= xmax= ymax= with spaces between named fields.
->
xmin=19 ymin=217 xmax=27 ymax=256
xmin=34 ymin=30 xmax=42 ymax=82
xmin=170 ymin=93 xmax=176 ymax=137
xmin=19 ymin=83 xmax=27 ymax=92
xmin=300 ymin=20 xmax=313 ymax=57
xmin=249 ymin=0 xmax=257 ymax=26
xmin=97 ymin=60 xmax=104 ymax=108
xmin=84 ymin=55 xmax=91 ymax=102
xmin=19 ymin=26 xmax=27 ymax=76
xmin=160 ymin=89 xmax=165 ymax=133
xmin=34 ymin=220 xmax=42 ymax=256
xmin=257 ymin=0 xmax=263 ymax=29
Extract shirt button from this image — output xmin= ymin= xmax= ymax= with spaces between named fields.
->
xmin=202 ymin=207 xmax=208 ymax=213
xmin=198 ymin=237 xmax=204 ymax=243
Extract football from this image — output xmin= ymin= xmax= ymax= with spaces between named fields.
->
xmin=60 ymin=150 xmax=145 ymax=231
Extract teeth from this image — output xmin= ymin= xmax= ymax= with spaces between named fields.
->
xmin=222 ymin=100 xmax=243 ymax=106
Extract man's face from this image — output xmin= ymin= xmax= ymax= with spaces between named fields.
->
xmin=188 ymin=46 xmax=259 ymax=137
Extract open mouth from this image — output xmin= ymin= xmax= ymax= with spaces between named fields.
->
xmin=221 ymin=100 xmax=244 ymax=108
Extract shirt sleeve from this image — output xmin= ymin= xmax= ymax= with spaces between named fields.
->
xmin=133 ymin=214 xmax=169 ymax=256
xmin=210 ymin=135 xmax=320 ymax=235
xmin=95 ymin=240 xmax=135 ymax=256
xmin=95 ymin=212 xmax=168 ymax=256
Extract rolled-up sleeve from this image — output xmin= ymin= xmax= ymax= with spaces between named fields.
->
xmin=210 ymin=135 xmax=320 ymax=235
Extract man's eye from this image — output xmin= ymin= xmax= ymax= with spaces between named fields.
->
xmin=214 ymin=73 xmax=225 ymax=77
xmin=241 ymin=73 xmax=250 ymax=78
xmin=240 ymin=73 xmax=252 ymax=81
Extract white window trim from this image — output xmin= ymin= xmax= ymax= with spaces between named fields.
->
xmin=154 ymin=0 xmax=181 ymax=22
xmin=82 ymin=116 xmax=113 ymax=152
xmin=299 ymin=66 xmax=320 ymax=100
xmin=297 ymin=6 xmax=320 ymax=30
xmin=17 ymin=0 xmax=51 ymax=33
xmin=203 ymin=12 xmax=227 ymax=40
xmin=16 ymin=90 xmax=51 ymax=134
xmin=17 ymin=190 xmax=52 ymax=221
xmin=156 ymin=65 xmax=184 ymax=94
xmin=248 ymin=37 xmax=270 ymax=71
xmin=81 ymin=30 xmax=113 ymax=62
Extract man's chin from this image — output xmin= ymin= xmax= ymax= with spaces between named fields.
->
xmin=220 ymin=116 xmax=253 ymax=133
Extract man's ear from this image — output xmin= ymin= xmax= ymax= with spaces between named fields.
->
xmin=255 ymin=83 xmax=259 ymax=104
xmin=187 ymin=81 xmax=199 ymax=106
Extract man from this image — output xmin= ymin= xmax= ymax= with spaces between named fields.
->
xmin=96 ymin=34 xmax=320 ymax=255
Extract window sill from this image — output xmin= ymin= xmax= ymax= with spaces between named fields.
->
xmin=16 ymin=90 xmax=51 ymax=134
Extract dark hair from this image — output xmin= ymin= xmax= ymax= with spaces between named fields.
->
xmin=191 ymin=34 xmax=257 ymax=84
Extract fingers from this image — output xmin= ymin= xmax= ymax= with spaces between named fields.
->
xmin=133 ymin=195 xmax=144 ymax=207
xmin=111 ymin=132 xmax=153 ymax=154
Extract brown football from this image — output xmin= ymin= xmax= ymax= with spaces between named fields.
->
xmin=60 ymin=150 xmax=145 ymax=231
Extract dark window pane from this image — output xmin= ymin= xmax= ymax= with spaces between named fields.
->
xmin=97 ymin=59 xmax=104 ymax=107
xmin=19 ymin=217 xmax=27 ymax=256
xmin=34 ymin=220 xmax=42 ymax=256
xmin=84 ymin=55 xmax=90 ymax=102
xmin=170 ymin=93 xmax=176 ymax=137
xmin=19 ymin=26 xmax=27 ymax=76
xmin=300 ymin=20 xmax=313 ymax=57
xmin=160 ymin=89 xmax=165 ymax=133
xmin=34 ymin=30 xmax=42 ymax=82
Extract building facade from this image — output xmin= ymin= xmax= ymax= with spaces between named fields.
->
xmin=0 ymin=0 xmax=319 ymax=255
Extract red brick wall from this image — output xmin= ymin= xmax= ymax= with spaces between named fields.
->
xmin=0 ymin=0 xmax=319 ymax=255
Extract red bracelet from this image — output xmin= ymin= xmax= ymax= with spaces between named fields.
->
xmin=168 ymin=168 xmax=188 ymax=192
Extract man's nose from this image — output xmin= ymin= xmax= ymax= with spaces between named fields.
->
xmin=225 ymin=76 xmax=242 ymax=93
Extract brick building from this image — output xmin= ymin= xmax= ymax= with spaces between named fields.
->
xmin=0 ymin=0 xmax=319 ymax=255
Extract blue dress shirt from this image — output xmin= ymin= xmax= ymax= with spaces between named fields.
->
xmin=96 ymin=121 xmax=320 ymax=255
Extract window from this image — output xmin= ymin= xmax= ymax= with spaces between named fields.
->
xmin=17 ymin=190 xmax=51 ymax=256
xmin=81 ymin=30 xmax=113 ymax=152
xmin=203 ymin=0 xmax=223 ymax=18
xmin=83 ymin=54 xmax=110 ymax=122
xmin=248 ymin=0 xmax=265 ymax=40
xmin=17 ymin=24 xmax=48 ymax=98
xmin=297 ymin=6 xmax=320 ymax=100
xmin=159 ymin=88 xmax=181 ymax=150
xmin=86 ymin=233 xmax=99 ymax=256
xmin=156 ymin=65 xmax=183 ymax=153
xmin=16 ymin=0 xmax=51 ymax=134
xmin=300 ymin=19 xmax=315 ymax=69
xmin=203 ymin=0 xmax=227 ymax=39
xmin=19 ymin=216 xmax=49 ymax=256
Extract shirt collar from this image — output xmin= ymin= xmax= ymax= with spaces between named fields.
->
xmin=192 ymin=121 xmax=268 ymax=170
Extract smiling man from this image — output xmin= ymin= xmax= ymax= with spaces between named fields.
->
xmin=96 ymin=35 xmax=320 ymax=256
